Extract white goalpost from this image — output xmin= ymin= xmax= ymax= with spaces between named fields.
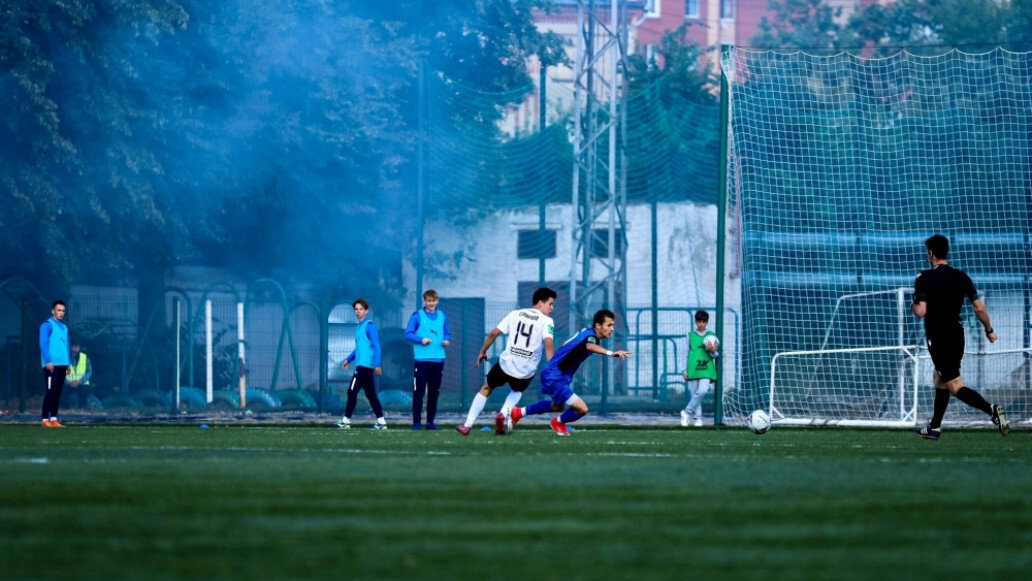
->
xmin=769 ymin=345 xmax=921 ymax=427
xmin=816 ymin=287 xmax=912 ymax=353
xmin=768 ymin=287 xmax=1031 ymax=427
xmin=766 ymin=283 xmax=1032 ymax=427
xmin=769 ymin=345 xmax=1032 ymax=428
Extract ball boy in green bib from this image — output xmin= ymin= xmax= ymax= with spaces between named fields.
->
xmin=681 ymin=310 xmax=718 ymax=427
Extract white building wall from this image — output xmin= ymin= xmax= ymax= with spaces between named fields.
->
xmin=404 ymin=202 xmax=719 ymax=310
xmin=402 ymin=201 xmax=737 ymax=395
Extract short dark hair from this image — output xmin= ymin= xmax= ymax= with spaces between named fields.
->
xmin=423 ymin=289 xmax=438 ymax=300
xmin=352 ymin=297 xmax=369 ymax=310
xmin=52 ymin=300 xmax=66 ymax=309
xmin=925 ymin=234 xmax=949 ymax=260
xmin=593 ymin=309 xmax=615 ymax=326
xmin=532 ymin=287 xmax=557 ymax=305
xmin=694 ymin=310 xmax=709 ymax=323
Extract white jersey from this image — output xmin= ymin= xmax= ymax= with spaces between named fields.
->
xmin=495 ymin=307 xmax=555 ymax=379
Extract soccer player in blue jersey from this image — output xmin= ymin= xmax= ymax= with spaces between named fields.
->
xmin=404 ymin=289 xmax=450 ymax=430
xmin=336 ymin=298 xmax=387 ymax=430
xmin=507 ymin=309 xmax=630 ymax=436
xmin=40 ymin=300 xmax=71 ymax=428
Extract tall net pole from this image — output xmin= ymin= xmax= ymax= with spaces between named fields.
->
xmin=570 ymin=0 xmax=632 ymax=400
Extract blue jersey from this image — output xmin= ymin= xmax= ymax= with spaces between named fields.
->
xmin=346 ymin=319 xmax=381 ymax=368
xmin=40 ymin=317 xmax=70 ymax=367
xmin=404 ymin=309 xmax=450 ymax=362
xmin=543 ymin=327 xmax=600 ymax=381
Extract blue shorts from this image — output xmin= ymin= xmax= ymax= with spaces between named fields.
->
xmin=540 ymin=368 xmax=575 ymax=406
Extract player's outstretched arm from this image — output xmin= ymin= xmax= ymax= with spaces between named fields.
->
xmin=475 ymin=328 xmax=503 ymax=367
xmin=587 ymin=343 xmax=630 ymax=358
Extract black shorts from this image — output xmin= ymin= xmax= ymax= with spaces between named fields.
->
xmin=927 ymin=330 xmax=964 ymax=383
xmin=486 ymin=362 xmax=534 ymax=392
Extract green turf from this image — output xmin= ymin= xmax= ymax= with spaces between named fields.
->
xmin=1 ymin=423 xmax=1029 ymax=580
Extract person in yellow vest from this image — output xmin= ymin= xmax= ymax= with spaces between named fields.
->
xmin=66 ymin=342 xmax=93 ymax=409
xmin=681 ymin=310 xmax=719 ymax=427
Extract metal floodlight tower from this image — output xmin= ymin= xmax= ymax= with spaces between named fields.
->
xmin=569 ymin=0 xmax=645 ymax=398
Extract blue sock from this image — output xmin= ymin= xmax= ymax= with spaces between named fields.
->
xmin=525 ymin=400 xmax=553 ymax=416
xmin=559 ymin=408 xmax=584 ymax=424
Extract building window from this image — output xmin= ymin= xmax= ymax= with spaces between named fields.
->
xmin=518 ymin=229 xmax=557 ymax=259
xmin=720 ymin=0 xmax=735 ymax=20
xmin=591 ymin=229 xmax=625 ymax=258
xmin=685 ymin=0 xmax=699 ymax=19
xmin=645 ymin=44 xmax=658 ymax=69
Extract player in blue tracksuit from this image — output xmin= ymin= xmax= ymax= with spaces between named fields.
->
xmin=507 ymin=309 xmax=630 ymax=436
xmin=404 ymin=289 xmax=450 ymax=430
xmin=335 ymin=298 xmax=387 ymax=430
xmin=39 ymin=300 xmax=71 ymax=427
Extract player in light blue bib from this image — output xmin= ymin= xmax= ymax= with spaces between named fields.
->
xmin=404 ymin=289 xmax=450 ymax=430
xmin=336 ymin=298 xmax=387 ymax=430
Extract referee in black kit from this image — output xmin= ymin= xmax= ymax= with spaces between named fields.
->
xmin=911 ymin=234 xmax=1008 ymax=440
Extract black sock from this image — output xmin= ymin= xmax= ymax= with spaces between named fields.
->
xmin=954 ymin=386 xmax=993 ymax=415
xmin=930 ymin=389 xmax=951 ymax=429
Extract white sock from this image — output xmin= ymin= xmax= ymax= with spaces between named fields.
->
xmin=376 ymin=417 xmax=386 ymax=425
xmin=50 ymin=417 xmax=57 ymax=421
xmin=340 ymin=416 xmax=350 ymax=423
xmin=464 ymin=393 xmax=488 ymax=427
xmin=501 ymin=390 xmax=523 ymax=414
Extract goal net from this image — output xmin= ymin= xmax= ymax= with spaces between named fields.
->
xmin=719 ymin=47 xmax=1032 ymax=427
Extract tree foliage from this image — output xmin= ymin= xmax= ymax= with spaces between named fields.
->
xmin=751 ymin=0 xmax=1032 ymax=55
xmin=750 ymin=0 xmax=843 ymax=52
xmin=0 ymin=1 xmax=189 ymax=291
xmin=624 ymin=23 xmax=720 ymax=204
xmin=0 ymin=0 xmax=561 ymax=298
xmin=626 ymin=23 xmax=716 ymax=104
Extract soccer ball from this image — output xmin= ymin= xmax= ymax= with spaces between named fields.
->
xmin=704 ymin=335 xmax=720 ymax=350
xmin=746 ymin=409 xmax=771 ymax=434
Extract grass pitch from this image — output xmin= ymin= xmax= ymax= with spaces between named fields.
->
xmin=1 ymin=423 xmax=1030 ymax=580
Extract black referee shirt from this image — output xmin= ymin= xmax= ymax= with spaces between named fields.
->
xmin=913 ymin=264 xmax=979 ymax=335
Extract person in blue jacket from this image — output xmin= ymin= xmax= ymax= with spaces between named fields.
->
xmin=335 ymin=298 xmax=387 ymax=430
xmin=404 ymin=289 xmax=450 ymax=430
xmin=39 ymin=300 xmax=71 ymax=428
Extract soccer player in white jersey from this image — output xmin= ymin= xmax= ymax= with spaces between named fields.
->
xmin=456 ymin=287 xmax=556 ymax=435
